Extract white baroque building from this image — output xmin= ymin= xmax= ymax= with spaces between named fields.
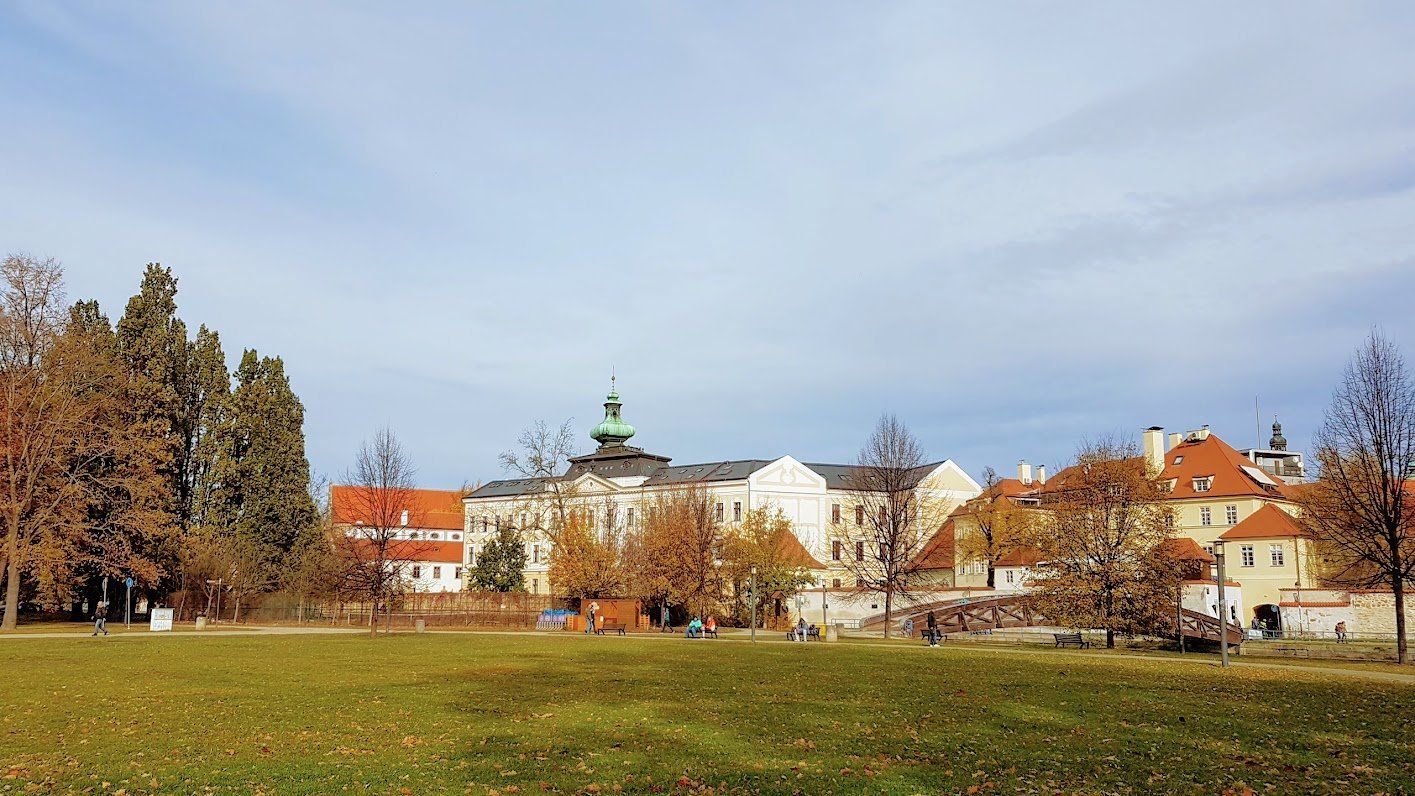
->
xmin=463 ymin=382 xmax=982 ymax=602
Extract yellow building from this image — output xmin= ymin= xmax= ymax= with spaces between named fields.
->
xmin=1145 ymin=425 xmax=1316 ymax=629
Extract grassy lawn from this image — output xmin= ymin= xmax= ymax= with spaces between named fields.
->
xmin=1 ymin=633 xmax=1412 ymax=794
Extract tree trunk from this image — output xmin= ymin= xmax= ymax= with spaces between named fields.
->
xmin=882 ymin=587 xmax=893 ymax=639
xmin=1 ymin=554 xmax=20 ymax=631
xmin=986 ymin=565 xmax=995 ymax=590
xmin=1394 ymin=574 xmax=1407 ymax=665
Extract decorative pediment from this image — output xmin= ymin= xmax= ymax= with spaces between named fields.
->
xmin=749 ymin=456 xmax=827 ymax=492
xmin=568 ymin=472 xmax=622 ymax=494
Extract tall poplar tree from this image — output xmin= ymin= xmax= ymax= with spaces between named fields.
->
xmin=210 ymin=350 xmax=317 ymax=563
xmin=115 ymin=265 xmax=185 ymax=533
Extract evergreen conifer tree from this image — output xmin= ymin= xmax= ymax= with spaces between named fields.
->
xmin=472 ymin=525 xmax=527 ymax=592
xmin=209 ymin=350 xmax=317 ymax=563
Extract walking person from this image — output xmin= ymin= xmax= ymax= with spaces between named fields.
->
xmin=92 ymin=602 xmax=109 ymax=636
xmin=926 ymin=610 xmax=939 ymax=647
xmin=585 ymin=600 xmax=599 ymax=634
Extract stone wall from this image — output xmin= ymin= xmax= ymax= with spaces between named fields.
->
xmin=1351 ymin=592 xmax=1415 ymax=638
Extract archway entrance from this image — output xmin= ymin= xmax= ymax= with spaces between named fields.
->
xmin=1254 ymin=604 xmax=1281 ymax=637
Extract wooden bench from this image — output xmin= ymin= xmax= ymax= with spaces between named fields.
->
xmin=703 ymin=628 xmax=718 ymax=639
xmin=786 ymin=625 xmax=820 ymax=641
xmin=1053 ymin=632 xmax=1091 ymax=649
xmin=921 ymin=630 xmax=945 ymax=645
xmin=596 ymin=622 xmax=626 ymax=636
xmin=1274 ymin=646 xmax=1309 ymax=658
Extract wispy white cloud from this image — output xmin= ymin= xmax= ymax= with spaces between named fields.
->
xmin=2 ymin=2 xmax=1414 ymax=483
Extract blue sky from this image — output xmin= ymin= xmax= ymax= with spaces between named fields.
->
xmin=3 ymin=3 xmax=1415 ymax=488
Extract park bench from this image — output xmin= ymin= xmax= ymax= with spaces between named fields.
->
xmin=786 ymin=625 xmax=820 ymax=641
xmin=1053 ymin=632 xmax=1091 ymax=649
xmin=920 ymin=630 xmax=945 ymax=645
xmin=703 ymin=628 xmax=718 ymax=638
xmin=1274 ymin=647 xmax=1310 ymax=658
xmin=596 ymin=622 xmax=626 ymax=636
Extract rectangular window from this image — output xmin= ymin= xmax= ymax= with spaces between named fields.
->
xmin=1270 ymin=544 xmax=1285 ymax=567
xmin=1005 ymin=570 xmax=1015 ymax=584
xmin=533 ymin=544 xmax=541 ymax=564
xmin=626 ymin=507 xmax=635 ymax=526
xmin=468 ymin=547 xmax=475 ymax=565
xmin=433 ymin=566 xmax=441 ymax=579
xmin=481 ymin=517 xmax=488 ymax=532
xmin=879 ymin=506 xmax=888 ymax=526
xmin=855 ymin=506 xmax=864 ymax=526
xmin=520 ymin=512 xmax=527 ymax=529
xmin=1200 ymin=507 xmax=1212 ymax=526
xmin=532 ymin=578 xmax=538 ymax=594
xmin=855 ymin=578 xmax=865 ymax=588
xmin=831 ymin=578 xmax=841 ymax=589
xmin=879 ymin=542 xmax=888 ymax=560
xmin=1193 ymin=477 xmax=1212 ymax=492
xmin=715 ymin=503 xmax=724 ymax=522
xmin=1226 ymin=505 xmax=1238 ymax=525
xmin=1241 ymin=545 xmax=1255 ymax=567
xmin=855 ymin=541 xmax=864 ymax=561
xmin=832 ymin=541 xmax=842 ymax=561
xmin=733 ymin=501 xmax=742 ymax=522
xmin=454 ymin=567 xmax=463 ymax=580
xmin=411 ymin=565 xmax=421 ymax=578
xmin=832 ymin=504 xmax=841 ymax=525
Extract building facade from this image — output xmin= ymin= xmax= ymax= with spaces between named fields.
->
xmin=331 ymin=486 xmax=468 ymax=593
xmin=463 ymin=382 xmax=982 ymax=612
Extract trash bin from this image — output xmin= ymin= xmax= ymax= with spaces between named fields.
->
xmin=415 ymin=619 xmax=426 ymax=634
xmin=195 ymin=616 xmax=207 ymax=631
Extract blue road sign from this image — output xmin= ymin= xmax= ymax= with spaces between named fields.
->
xmin=125 ymin=577 xmax=134 ymax=588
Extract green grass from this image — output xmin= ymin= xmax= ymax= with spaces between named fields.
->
xmin=1 ymin=632 xmax=1412 ymax=794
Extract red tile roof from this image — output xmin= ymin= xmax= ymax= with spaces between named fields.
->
xmin=1158 ymin=536 xmax=1216 ymax=563
xmin=331 ymin=486 xmax=466 ymax=531
xmin=775 ymin=532 xmax=827 ymax=570
xmin=1158 ymin=433 xmax=1293 ymax=501
xmin=914 ymin=518 xmax=957 ymax=571
xmin=344 ymin=538 xmax=465 ymax=564
xmin=1218 ymin=503 xmax=1306 ymax=540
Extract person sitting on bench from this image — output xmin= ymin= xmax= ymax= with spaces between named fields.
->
xmin=685 ymin=616 xmax=703 ymax=638
xmin=704 ymin=616 xmax=717 ymax=637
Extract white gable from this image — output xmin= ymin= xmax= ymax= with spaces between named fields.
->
xmin=748 ymin=456 xmax=828 ymax=493
xmin=568 ymin=472 xmax=621 ymax=494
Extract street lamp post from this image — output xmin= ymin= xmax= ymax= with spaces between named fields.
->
xmin=749 ymin=565 xmax=757 ymax=644
xmin=1214 ymin=541 xmax=1229 ymax=668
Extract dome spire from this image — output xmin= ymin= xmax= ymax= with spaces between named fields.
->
xmin=1269 ymin=416 xmax=1287 ymax=451
xmin=590 ymin=375 xmax=635 ymax=448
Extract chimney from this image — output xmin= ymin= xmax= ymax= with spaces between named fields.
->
xmin=1018 ymin=460 xmax=1033 ymax=485
xmin=400 ymin=509 xmax=409 ymax=526
xmin=1167 ymin=432 xmax=1181 ymax=451
xmin=1036 ymin=464 xmax=1047 ymax=485
xmin=1142 ymin=427 xmax=1165 ymax=473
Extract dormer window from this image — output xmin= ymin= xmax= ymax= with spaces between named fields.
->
xmin=1192 ymin=477 xmax=1212 ymax=493
xmin=1173 ymin=455 xmax=1184 ymax=465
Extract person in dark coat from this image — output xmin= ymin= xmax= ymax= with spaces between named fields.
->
xmin=92 ymin=602 xmax=109 ymax=636
xmin=926 ymin=610 xmax=939 ymax=647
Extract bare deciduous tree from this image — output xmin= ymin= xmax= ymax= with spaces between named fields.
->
xmin=333 ymin=427 xmax=427 ymax=636
xmin=829 ymin=414 xmax=953 ymax=638
xmin=0 ymin=254 xmax=66 ymax=370
xmin=498 ymin=419 xmax=582 ymax=545
xmin=1299 ymin=330 xmax=1415 ymax=663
